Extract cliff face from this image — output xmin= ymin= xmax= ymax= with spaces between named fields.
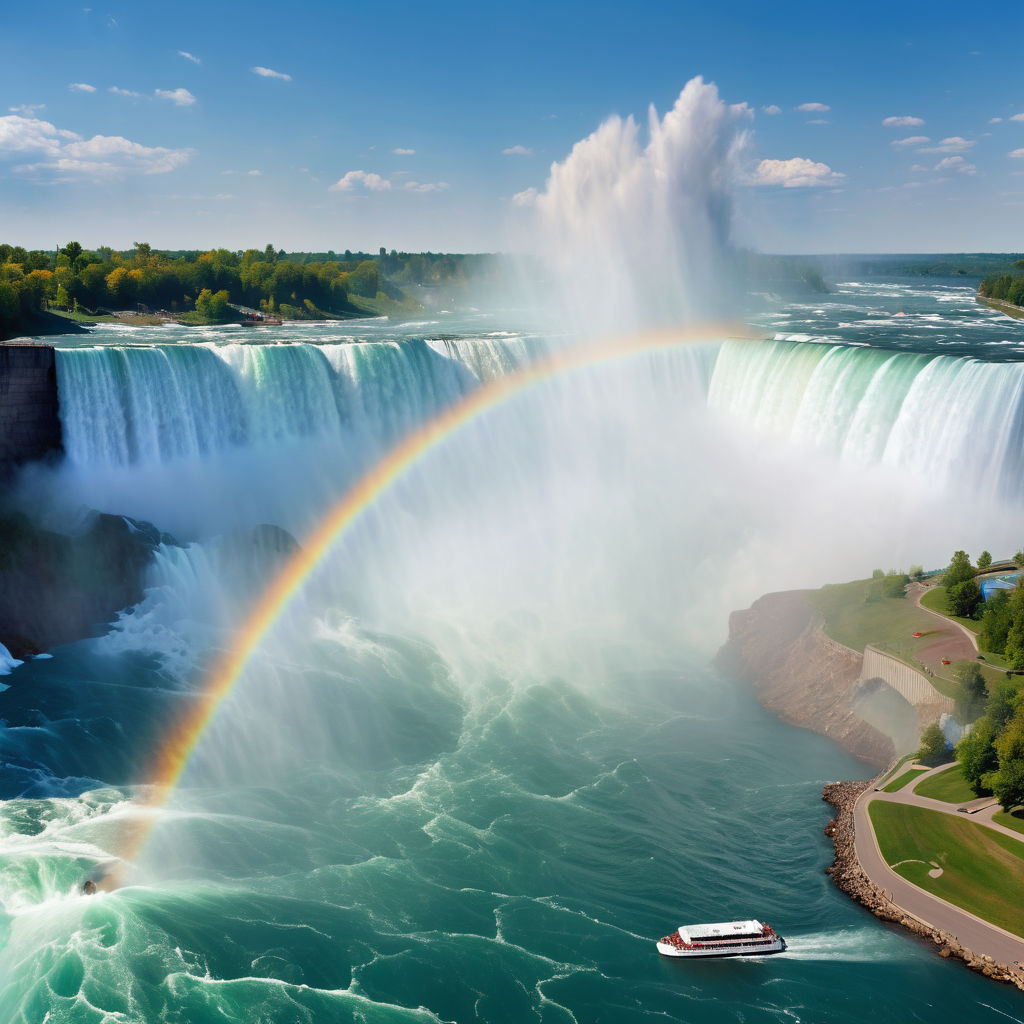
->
xmin=0 ymin=512 xmax=166 ymax=658
xmin=716 ymin=590 xmax=894 ymax=768
xmin=0 ymin=343 xmax=62 ymax=476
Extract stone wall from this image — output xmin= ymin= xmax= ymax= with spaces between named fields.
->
xmin=0 ymin=343 xmax=62 ymax=474
xmin=861 ymin=645 xmax=955 ymax=724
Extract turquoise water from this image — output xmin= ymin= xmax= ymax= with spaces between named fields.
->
xmin=3 ymin=293 xmax=1024 ymax=1021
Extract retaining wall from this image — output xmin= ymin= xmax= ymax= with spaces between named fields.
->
xmin=861 ymin=644 xmax=955 ymax=719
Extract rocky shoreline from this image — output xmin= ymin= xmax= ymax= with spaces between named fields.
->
xmin=822 ymin=779 xmax=1024 ymax=989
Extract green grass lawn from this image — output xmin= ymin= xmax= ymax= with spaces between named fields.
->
xmin=919 ymin=586 xmax=981 ymax=634
xmin=993 ymin=809 xmax=1024 ymax=836
xmin=878 ymin=752 xmax=918 ymax=786
xmin=913 ymin=764 xmax=983 ymax=804
xmin=807 ymin=579 xmax=938 ymax=654
xmin=882 ymin=767 xmax=930 ymax=793
xmin=868 ymin=801 xmax=1024 ymax=937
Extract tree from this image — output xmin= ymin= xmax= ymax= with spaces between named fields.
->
xmin=194 ymin=287 xmax=230 ymax=322
xmin=978 ymin=551 xmax=993 ymax=572
xmin=956 ymin=715 xmax=997 ymax=794
xmin=61 ymin=241 xmax=83 ymax=266
xmin=909 ymin=564 xmax=924 ymax=580
xmin=1013 ymin=550 xmax=1024 ymax=568
xmin=1004 ymin=585 xmax=1024 ymax=671
xmin=986 ymin=679 xmax=1019 ymax=732
xmin=947 ymin=578 xmax=982 ymax=619
xmin=871 ymin=568 xmax=885 ymax=580
xmin=954 ymin=662 xmax=987 ymax=720
xmin=993 ymin=710 xmax=1024 ymax=810
xmin=944 ymin=550 xmax=975 ymax=590
xmin=918 ymin=722 xmax=949 ymax=765
xmin=980 ymin=590 xmax=1012 ymax=655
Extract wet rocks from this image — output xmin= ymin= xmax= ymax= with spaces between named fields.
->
xmin=0 ymin=509 xmax=171 ymax=657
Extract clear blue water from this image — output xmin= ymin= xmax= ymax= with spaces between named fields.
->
xmin=3 ymin=289 xmax=1024 ymax=1022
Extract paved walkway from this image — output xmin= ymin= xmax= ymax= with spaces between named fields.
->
xmin=857 ymin=761 xmax=1024 ymax=964
xmin=908 ymin=583 xmax=980 ymax=674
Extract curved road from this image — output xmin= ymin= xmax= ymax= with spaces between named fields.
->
xmin=855 ymin=761 xmax=1024 ymax=966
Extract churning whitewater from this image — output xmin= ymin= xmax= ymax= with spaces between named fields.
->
xmin=3 ymin=78 xmax=1024 ymax=1022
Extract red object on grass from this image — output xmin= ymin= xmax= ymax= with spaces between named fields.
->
xmin=941 ymin=658 xmax=951 ymax=665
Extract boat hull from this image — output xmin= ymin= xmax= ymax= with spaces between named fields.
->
xmin=656 ymin=939 xmax=786 ymax=958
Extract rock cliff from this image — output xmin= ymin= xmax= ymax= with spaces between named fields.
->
xmin=715 ymin=589 xmax=894 ymax=767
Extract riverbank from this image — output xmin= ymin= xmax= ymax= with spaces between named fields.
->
xmin=977 ymin=294 xmax=1024 ymax=322
xmin=823 ymin=779 xmax=1024 ymax=988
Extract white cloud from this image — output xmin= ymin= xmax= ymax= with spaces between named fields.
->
xmin=918 ymin=136 xmax=975 ymax=154
xmin=178 ymin=50 xmax=200 ymax=64
xmin=155 ymin=88 xmax=196 ymax=107
xmin=806 ymin=119 xmax=829 ymax=125
xmin=392 ymin=147 xmax=415 ymax=155
xmin=749 ymin=157 xmax=845 ymax=188
xmin=247 ymin=169 xmax=261 ymax=176
xmin=796 ymin=102 xmax=830 ymax=112
xmin=1010 ymin=149 xmax=1024 ymax=159
xmin=0 ymin=116 xmax=193 ymax=180
xmin=502 ymin=144 xmax=533 ymax=155
xmin=512 ymin=187 xmax=538 ymax=206
xmin=252 ymin=66 xmax=291 ymax=82
xmin=1012 ymin=114 xmax=1024 ymax=122
xmin=402 ymin=180 xmax=448 ymax=193
xmin=0 ymin=115 xmax=80 ymax=155
xmin=891 ymin=135 xmax=930 ymax=147
xmin=329 ymin=169 xmax=392 ymax=191
xmin=991 ymin=117 xmax=1004 ymax=124
xmin=69 ymin=83 xmax=96 ymax=93
xmin=882 ymin=115 xmax=925 ymax=127
xmin=8 ymin=103 xmax=45 ymax=116
xmin=934 ymin=155 xmax=977 ymax=175
xmin=762 ymin=104 xmax=781 ymax=115
xmin=109 ymin=86 xmax=141 ymax=97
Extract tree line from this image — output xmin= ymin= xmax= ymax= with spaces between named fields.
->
xmin=979 ymin=260 xmax=1024 ymax=308
xmin=926 ymin=547 xmax=1024 ymax=811
xmin=0 ymin=242 xmax=507 ymax=338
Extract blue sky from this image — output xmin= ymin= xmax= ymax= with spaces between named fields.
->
xmin=1 ymin=0 xmax=1022 ymax=254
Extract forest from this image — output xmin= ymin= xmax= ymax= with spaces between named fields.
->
xmin=0 ymin=242 xmax=506 ymax=339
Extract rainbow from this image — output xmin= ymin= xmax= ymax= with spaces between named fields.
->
xmin=121 ymin=321 xmax=753 ymax=866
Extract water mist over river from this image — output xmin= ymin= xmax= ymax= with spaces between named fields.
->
xmin=2 ymin=78 xmax=1024 ymax=1022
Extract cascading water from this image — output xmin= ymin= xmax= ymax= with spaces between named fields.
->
xmin=709 ymin=338 xmax=1024 ymax=503
xmin=3 ymin=75 xmax=1024 ymax=1023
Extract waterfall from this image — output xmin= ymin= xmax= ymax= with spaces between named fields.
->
xmin=709 ymin=338 xmax=1024 ymax=503
xmin=55 ymin=337 xmax=534 ymax=472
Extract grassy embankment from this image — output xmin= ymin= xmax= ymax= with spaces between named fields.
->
xmin=913 ymin=763 xmax=981 ymax=803
xmin=50 ymin=309 xmax=166 ymax=326
xmin=978 ymin=295 xmax=1024 ymax=322
xmin=994 ymin=810 xmax=1024 ymax=836
xmin=806 ymin=578 xmax=971 ymax=701
xmin=868 ymin=801 xmax=1024 ymax=937
xmin=882 ymin=766 xmax=930 ymax=793
xmin=877 ymin=752 xmax=918 ymax=786
xmin=920 ymin=584 xmax=1014 ymax=681
xmin=49 ymin=291 xmax=424 ymax=330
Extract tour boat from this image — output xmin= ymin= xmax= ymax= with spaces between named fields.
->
xmin=657 ymin=919 xmax=785 ymax=958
